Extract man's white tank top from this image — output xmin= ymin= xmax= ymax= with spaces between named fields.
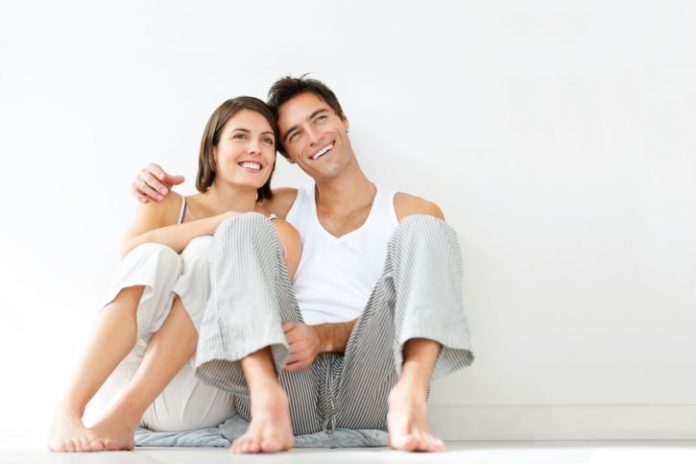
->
xmin=285 ymin=184 xmax=399 ymax=326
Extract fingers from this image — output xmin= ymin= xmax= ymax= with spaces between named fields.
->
xmin=141 ymin=168 xmax=169 ymax=196
xmin=147 ymin=162 xmax=168 ymax=183
xmin=147 ymin=162 xmax=185 ymax=186
xmin=133 ymin=178 xmax=163 ymax=202
xmin=165 ymin=173 xmax=185 ymax=185
xmin=282 ymin=322 xmax=296 ymax=333
xmin=284 ymin=361 xmax=306 ymax=372
xmin=131 ymin=183 xmax=150 ymax=203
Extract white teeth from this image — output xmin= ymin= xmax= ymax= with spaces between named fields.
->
xmin=312 ymin=144 xmax=333 ymax=160
xmin=239 ymin=161 xmax=261 ymax=170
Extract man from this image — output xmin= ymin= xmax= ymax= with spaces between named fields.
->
xmin=133 ymin=75 xmax=474 ymax=453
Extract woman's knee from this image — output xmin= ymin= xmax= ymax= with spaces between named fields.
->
xmin=126 ymin=243 xmax=182 ymax=278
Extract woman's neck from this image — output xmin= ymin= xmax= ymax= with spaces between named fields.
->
xmin=198 ymin=181 xmax=260 ymax=216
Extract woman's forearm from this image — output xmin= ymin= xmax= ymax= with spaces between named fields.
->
xmin=121 ymin=212 xmax=235 ymax=257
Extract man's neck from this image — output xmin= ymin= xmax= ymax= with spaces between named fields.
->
xmin=314 ymin=163 xmax=375 ymax=215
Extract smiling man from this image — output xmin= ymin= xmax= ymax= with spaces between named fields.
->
xmin=133 ymin=75 xmax=474 ymax=453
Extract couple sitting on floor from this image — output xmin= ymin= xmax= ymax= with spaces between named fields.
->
xmin=49 ymin=75 xmax=474 ymax=454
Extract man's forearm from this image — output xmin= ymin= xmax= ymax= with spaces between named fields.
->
xmin=315 ymin=320 xmax=357 ymax=354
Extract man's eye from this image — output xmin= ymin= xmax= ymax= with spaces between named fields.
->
xmin=288 ymin=132 xmax=299 ymax=142
xmin=315 ymin=115 xmax=326 ymax=123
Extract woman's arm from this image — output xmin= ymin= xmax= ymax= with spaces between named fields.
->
xmin=120 ymin=193 xmax=236 ymax=257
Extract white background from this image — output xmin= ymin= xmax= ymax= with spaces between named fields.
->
xmin=0 ymin=0 xmax=694 ymax=444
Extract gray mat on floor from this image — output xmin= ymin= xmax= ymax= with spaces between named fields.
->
xmin=135 ymin=415 xmax=388 ymax=448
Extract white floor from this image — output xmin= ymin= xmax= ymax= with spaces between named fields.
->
xmin=2 ymin=442 xmax=696 ymax=464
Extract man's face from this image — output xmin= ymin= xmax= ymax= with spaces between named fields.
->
xmin=277 ymin=92 xmax=352 ymax=182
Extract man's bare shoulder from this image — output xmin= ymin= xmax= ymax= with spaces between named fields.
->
xmin=393 ymin=192 xmax=445 ymax=222
xmin=266 ymin=188 xmax=299 ymax=219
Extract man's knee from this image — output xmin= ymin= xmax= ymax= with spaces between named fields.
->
xmin=215 ymin=213 xmax=274 ymax=238
xmin=392 ymin=214 xmax=457 ymax=245
xmin=214 ymin=212 xmax=276 ymax=244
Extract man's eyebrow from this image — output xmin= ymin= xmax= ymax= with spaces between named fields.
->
xmin=283 ymin=109 xmax=328 ymax=142
xmin=309 ymin=109 xmax=328 ymax=120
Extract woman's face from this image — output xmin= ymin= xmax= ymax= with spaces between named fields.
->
xmin=212 ymin=109 xmax=276 ymax=190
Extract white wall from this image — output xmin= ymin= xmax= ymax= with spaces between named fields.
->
xmin=0 ymin=0 xmax=694 ymax=444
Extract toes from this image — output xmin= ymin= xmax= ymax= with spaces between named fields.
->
xmin=88 ymin=439 xmax=105 ymax=452
xmin=260 ymin=437 xmax=281 ymax=453
xmin=232 ymin=437 xmax=249 ymax=454
xmin=250 ymin=440 xmax=263 ymax=453
xmin=390 ymin=433 xmax=419 ymax=451
xmin=80 ymin=436 xmax=94 ymax=451
xmin=102 ymin=439 xmax=117 ymax=451
xmin=432 ymin=437 xmax=446 ymax=451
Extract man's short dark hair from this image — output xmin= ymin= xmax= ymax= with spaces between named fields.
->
xmin=267 ymin=74 xmax=345 ymax=157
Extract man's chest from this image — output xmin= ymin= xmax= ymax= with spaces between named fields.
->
xmin=316 ymin=205 xmax=372 ymax=238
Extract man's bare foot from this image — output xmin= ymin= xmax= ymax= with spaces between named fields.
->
xmin=387 ymin=382 xmax=445 ymax=452
xmin=231 ymin=386 xmax=294 ymax=454
xmin=85 ymin=412 xmax=138 ymax=451
xmin=48 ymin=406 xmax=100 ymax=452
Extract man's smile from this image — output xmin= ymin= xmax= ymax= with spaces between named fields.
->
xmin=311 ymin=143 xmax=334 ymax=160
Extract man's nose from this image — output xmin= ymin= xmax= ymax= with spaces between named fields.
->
xmin=306 ymin=126 xmax=321 ymax=145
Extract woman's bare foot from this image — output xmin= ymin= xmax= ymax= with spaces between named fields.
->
xmin=387 ymin=382 xmax=445 ymax=452
xmin=231 ymin=386 xmax=294 ymax=454
xmin=48 ymin=406 xmax=100 ymax=452
xmin=86 ymin=412 xmax=138 ymax=451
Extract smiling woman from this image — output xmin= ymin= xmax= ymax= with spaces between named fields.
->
xmin=196 ymin=97 xmax=278 ymax=203
xmin=47 ymin=96 xmax=302 ymax=453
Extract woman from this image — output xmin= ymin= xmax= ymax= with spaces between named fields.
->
xmin=48 ymin=96 xmax=300 ymax=452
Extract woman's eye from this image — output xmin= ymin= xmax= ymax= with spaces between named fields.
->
xmin=262 ymin=137 xmax=274 ymax=145
xmin=233 ymin=133 xmax=247 ymax=140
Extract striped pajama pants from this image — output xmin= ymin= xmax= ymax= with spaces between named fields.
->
xmin=195 ymin=213 xmax=474 ymax=435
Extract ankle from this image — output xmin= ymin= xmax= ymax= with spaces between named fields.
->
xmin=100 ymin=404 xmax=143 ymax=430
xmin=390 ymin=379 xmax=428 ymax=403
xmin=55 ymin=400 xmax=85 ymax=419
xmin=250 ymin=384 xmax=288 ymax=414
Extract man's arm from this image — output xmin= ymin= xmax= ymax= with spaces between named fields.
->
xmin=282 ymin=319 xmax=356 ymax=371
xmin=132 ymin=162 xmax=185 ymax=203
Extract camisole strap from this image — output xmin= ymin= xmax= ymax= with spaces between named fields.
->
xmin=178 ymin=196 xmax=188 ymax=225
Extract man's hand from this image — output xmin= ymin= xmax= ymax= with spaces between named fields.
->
xmin=132 ymin=162 xmax=185 ymax=203
xmin=283 ymin=322 xmax=321 ymax=371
